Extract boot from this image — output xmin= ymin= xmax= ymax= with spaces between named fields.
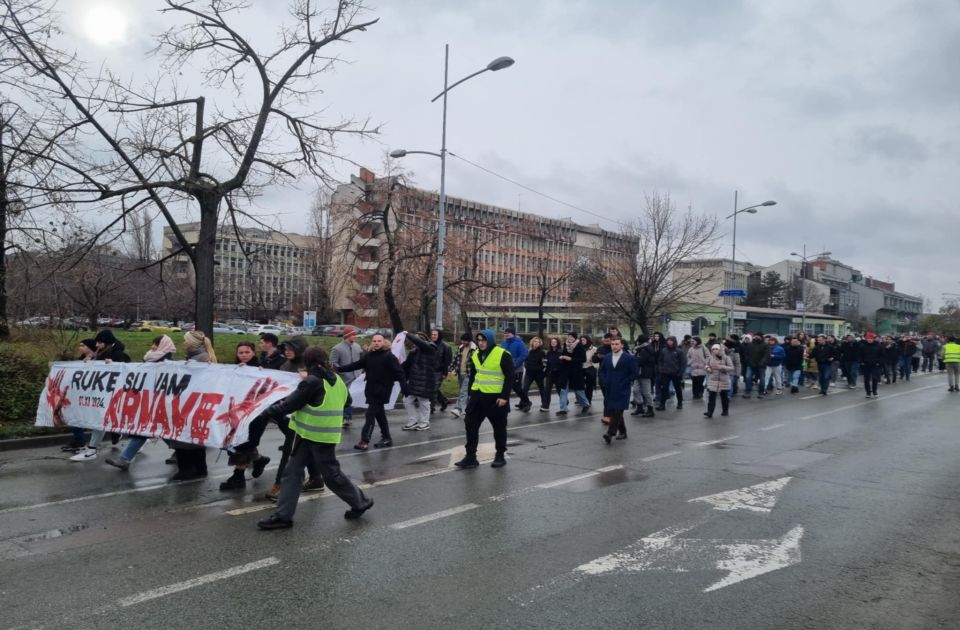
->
xmin=219 ymin=469 xmax=246 ymax=491
xmin=643 ymin=406 xmax=656 ymax=418
xmin=630 ymin=407 xmax=643 ymax=416
xmin=491 ymin=452 xmax=507 ymax=468
xmin=654 ymin=404 xmax=666 ymax=411
xmin=454 ymin=456 xmax=479 ymax=469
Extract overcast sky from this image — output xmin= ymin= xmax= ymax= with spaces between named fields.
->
xmin=56 ymin=0 xmax=960 ymax=309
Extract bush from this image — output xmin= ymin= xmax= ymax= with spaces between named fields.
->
xmin=0 ymin=344 xmax=49 ymax=424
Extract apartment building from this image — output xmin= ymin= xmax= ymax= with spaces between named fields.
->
xmin=671 ymin=258 xmax=761 ymax=307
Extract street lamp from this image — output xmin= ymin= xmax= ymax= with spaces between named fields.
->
xmin=390 ymin=45 xmax=514 ymax=330
xmin=725 ymin=191 xmax=776 ymax=335
xmin=790 ymin=245 xmax=832 ymax=334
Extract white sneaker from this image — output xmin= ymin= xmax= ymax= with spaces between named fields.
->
xmin=414 ymin=423 xmax=431 ymax=431
xmin=776 ymin=389 xmax=783 ymax=395
xmin=450 ymin=409 xmax=462 ymax=418
xmin=402 ymin=422 xmax=418 ymax=430
xmin=70 ymin=447 xmax=98 ymax=462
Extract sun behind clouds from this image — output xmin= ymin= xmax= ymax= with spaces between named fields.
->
xmin=81 ymin=3 xmax=129 ymax=46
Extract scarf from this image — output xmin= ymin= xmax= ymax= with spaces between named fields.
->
xmin=144 ymin=335 xmax=176 ymax=362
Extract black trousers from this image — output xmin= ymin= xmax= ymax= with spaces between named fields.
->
xmin=863 ymin=365 xmax=881 ymax=395
xmin=605 ymin=409 xmax=626 ymax=437
xmin=175 ymin=447 xmax=207 ymax=475
xmin=464 ymin=394 xmax=509 ymax=456
xmin=510 ymin=372 xmax=525 ymax=402
xmin=691 ymin=375 xmax=706 ymax=399
xmin=433 ymin=372 xmax=449 ymax=408
xmin=274 ymin=438 xmax=368 ymax=520
xmin=542 ymin=373 xmax=566 ymax=408
xmin=584 ymin=366 xmax=597 ymax=404
xmin=521 ymin=371 xmax=545 ymax=407
xmin=706 ymin=390 xmax=729 ymax=416
xmin=658 ymin=374 xmax=684 ymax=405
xmin=361 ymin=400 xmax=391 ymax=442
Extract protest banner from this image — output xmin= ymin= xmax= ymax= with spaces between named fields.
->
xmin=37 ymin=361 xmax=301 ymax=448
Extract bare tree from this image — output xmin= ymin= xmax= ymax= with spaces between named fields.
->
xmin=574 ymin=193 xmax=718 ymax=335
xmin=1 ymin=0 xmax=379 ymax=336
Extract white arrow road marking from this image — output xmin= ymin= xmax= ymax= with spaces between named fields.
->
xmin=575 ymin=523 xmax=804 ymax=593
xmin=416 ymin=442 xmax=499 ymax=467
xmin=689 ymin=476 xmax=793 ymax=513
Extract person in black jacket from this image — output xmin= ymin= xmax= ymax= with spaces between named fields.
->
xmin=401 ymin=332 xmax=438 ymax=431
xmin=518 ymin=336 xmax=546 ymax=412
xmin=655 ymin=336 xmax=686 ymax=411
xmin=784 ymin=336 xmax=806 ymax=394
xmin=430 ymin=328 xmax=452 ymax=412
xmin=743 ymin=335 xmax=769 ymax=399
xmin=69 ymin=330 xmax=128 ymax=462
xmin=543 ymin=337 xmax=566 ymax=412
xmin=881 ymin=335 xmax=899 ymax=384
xmin=337 ymin=333 xmax=408 ymax=450
xmin=630 ymin=335 xmax=657 ymax=417
xmin=256 ymin=346 xmax=373 ymax=529
xmin=859 ymin=332 xmax=884 ymax=398
xmin=810 ymin=335 xmax=837 ymax=395
xmin=258 ymin=333 xmax=286 ymax=370
xmin=559 ymin=332 xmax=590 ymax=414
xmin=839 ymin=335 xmax=860 ymax=389
xmin=455 ymin=329 xmax=514 ymax=469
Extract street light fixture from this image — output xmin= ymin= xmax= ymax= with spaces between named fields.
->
xmin=391 ymin=45 xmax=514 ymax=330
xmin=725 ymin=191 xmax=777 ymax=335
xmin=791 ymin=246 xmax=832 ymax=333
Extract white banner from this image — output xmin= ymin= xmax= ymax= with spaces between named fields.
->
xmin=37 ymin=361 xmax=302 ymax=448
xmin=348 ymin=332 xmax=407 ymax=410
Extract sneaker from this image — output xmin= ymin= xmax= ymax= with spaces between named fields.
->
xmin=790 ymin=386 xmax=799 ymax=394
xmin=354 ymin=440 xmax=369 ymax=451
xmin=265 ymin=483 xmax=281 ymax=501
xmin=402 ymin=422 xmax=418 ymax=431
xmin=303 ymin=477 xmax=325 ymax=492
xmin=105 ymin=456 xmax=130 ymax=471
xmin=450 ymin=409 xmax=463 ymax=418
xmin=70 ymin=447 xmax=97 ymax=462
xmin=257 ymin=515 xmax=293 ymax=530
xmin=454 ymin=456 xmax=479 ymax=469
xmin=742 ymin=394 xmax=751 ymax=399
xmin=251 ymin=456 xmax=270 ymax=479
xmin=491 ymin=453 xmax=507 ymax=468
xmin=110 ymin=433 xmax=121 ymax=445
xmin=776 ymin=389 xmax=783 ymax=395
xmin=556 ymin=410 xmax=568 ymax=416
xmin=414 ymin=423 xmax=431 ymax=431
xmin=539 ymin=407 xmax=550 ymax=412
xmin=344 ymin=498 xmax=374 ymax=520
xmin=602 ymin=434 xmax=612 ymax=445
xmin=373 ymin=438 xmax=393 ymax=448
xmin=220 ymin=470 xmax=246 ymax=491
xmin=342 ymin=418 xmax=352 ymax=428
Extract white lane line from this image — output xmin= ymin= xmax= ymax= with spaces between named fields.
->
xmin=0 ymin=478 xmax=205 ymax=515
xmin=536 ymin=465 xmax=624 ymax=489
xmin=799 ymin=384 xmax=941 ymax=420
xmin=694 ymin=436 xmax=739 ymax=447
xmin=389 ymin=503 xmax=480 ymax=530
xmin=800 ymin=390 xmax=850 ymax=400
xmin=225 ymin=491 xmax=332 ymax=516
xmin=760 ymin=423 xmax=786 ymax=431
xmin=117 ymin=557 xmax=280 ymax=607
xmin=641 ymin=450 xmax=681 ymax=462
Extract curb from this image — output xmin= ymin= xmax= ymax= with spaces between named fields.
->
xmin=0 ymin=431 xmax=83 ymax=452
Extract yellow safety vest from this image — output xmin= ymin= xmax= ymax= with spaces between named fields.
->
xmin=944 ymin=343 xmax=960 ymax=364
xmin=471 ymin=346 xmax=507 ymax=394
xmin=290 ymin=375 xmax=348 ymax=444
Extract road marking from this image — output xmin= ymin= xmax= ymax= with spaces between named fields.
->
xmin=690 ymin=477 xmax=792 ymax=513
xmin=760 ymin=423 xmax=785 ymax=431
xmin=798 ymin=384 xmax=940 ymax=420
xmin=800 ymin=389 xmax=851 ymax=400
xmin=535 ymin=465 xmax=624 ymax=489
xmin=694 ymin=435 xmax=739 ymax=447
xmin=0 ymin=478 xmax=205 ymax=515
xmin=117 ymin=557 xmax=280 ymax=607
xmin=640 ymin=450 xmax=681 ymax=462
xmin=390 ymin=503 xmax=480 ymax=530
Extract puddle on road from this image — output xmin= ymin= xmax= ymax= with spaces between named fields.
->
xmin=555 ymin=467 xmax=648 ymax=493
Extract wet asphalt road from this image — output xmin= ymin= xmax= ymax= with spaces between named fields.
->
xmin=1 ymin=372 xmax=959 ymax=630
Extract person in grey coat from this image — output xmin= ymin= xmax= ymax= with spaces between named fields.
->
xmin=330 ymin=329 xmax=363 ymax=427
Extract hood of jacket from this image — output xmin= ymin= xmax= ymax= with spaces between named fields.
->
xmin=479 ymin=329 xmax=496 ymax=348
xmin=283 ymin=335 xmax=309 ymax=359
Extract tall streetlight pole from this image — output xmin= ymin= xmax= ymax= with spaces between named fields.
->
xmin=725 ymin=191 xmax=777 ymax=335
xmin=390 ymin=45 xmax=514 ymax=329
xmin=790 ymin=245 xmax=832 ymax=334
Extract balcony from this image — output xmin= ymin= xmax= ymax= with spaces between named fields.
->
xmin=356 ymin=308 xmax=379 ymax=318
xmin=357 ymin=285 xmax=378 ymax=294
xmin=357 ymin=260 xmax=379 ymax=270
xmin=353 ymin=234 xmax=381 ymax=248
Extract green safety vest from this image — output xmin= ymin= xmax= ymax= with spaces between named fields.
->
xmin=290 ymin=375 xmax=348 ymax=444
xmin=944 ymin=343 xmax=960 ymax=364
xmin=471 ymin=346 xmax=507 ymax=394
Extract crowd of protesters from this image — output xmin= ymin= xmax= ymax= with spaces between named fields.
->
xmin=56 ymin=324 xmax=958 ymax=527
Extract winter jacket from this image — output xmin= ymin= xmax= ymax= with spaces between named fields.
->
xmin=96 ymin=341 xmax=130 ymax=363
xmin=434 ymin=339 xmax=453 ymax=374
xmin=767 ymin=344 xmax=786 ymax=367
xmin=524 ymin=347 xmax=546 ymax=376
xmin=500 ymin=335 xmax=528 ymax=369
xmin=598 ymin=351 xmax=638 ymax=410
xmin=657 ymin=344 xmax=686 ymax=377
xmin=725 ymin=345 xmax=742 ymax=375
xmin=858 ymin=341 xmax=884 ymax=368
xmin=810 ymin=342 xmax=837 ymax=366
xmin=260 ymin=349 xmax=286 ymax=370
xmin=468 ymin=329 xmax=515 ymax=399
xmin=330 ymin=340 xmax=363 ymax=385
xmin=545 ymin=349 xmax=565 ymax=385
xmin=634 ymin=343 xmax=657 ymax=380
xmin=686 ymin=344 xmax=710 ymax=377
xmin=899 ymin=340 xmax=917 ymax=358
xmin=279 ymin=336 xmax=309 ymax=372
xmin=561 ymin=343 xmax=587 ymax=390
xmin=451 ymin=343 xmax=476 ymax=376
xmin=705 ymin=354 xmax=734 ymax=393
xmin=784 ymin=345 xmax=805 ymax=371
xmin=403 ymin=334 xmax=439 ymax=398
xmin=745 ymin=338 xmax=769 ymax=369
xmin=839 ymin=341 xmax=860 ymax=364
xmin=338 ymin=348 xmax=408 ymax=404
xmin=882 ymin=343 xmax=899 ymax=364
xmin=921 ymin=338 xmax=941 ymax=356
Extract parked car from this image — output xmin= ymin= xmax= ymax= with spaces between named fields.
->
xmin=139 ymin=320 xmax=180 ymax=333
xmin=320 ymin=324 xmax=361 ymax=337
xmin=361 ymin=327 xmax=394 ymax=338
xmin=180 ymin=322 xmax=196 ymax=331
xmin=252 ymin=324 xmax=284 ymax=335
xmin=212 ymin=323 xmax=245 ymax=335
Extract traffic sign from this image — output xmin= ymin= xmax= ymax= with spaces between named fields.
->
xmin=719 ymin=289 xmax=747 ymax=297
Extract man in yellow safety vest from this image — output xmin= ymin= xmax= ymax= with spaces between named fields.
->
xmin=455 ymin=329 xmax=515 ymax=469
xmin=943 ymin=336 xmax=960 ymax=392
xmin=257 ymin=346 xmax=373 ymax=529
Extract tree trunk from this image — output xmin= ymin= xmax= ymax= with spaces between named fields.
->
xmin=382 ymin=263 xmax=404 ymax=334
xmin=537 ymin=298 xmax=546 ymax=340
xmin=193 ymin=191 xmax=221 ymax=337
xmin=0 ymin=196 xmax=8 ymax=341
xmin=459 ymin=306 xmax=472 ymax=338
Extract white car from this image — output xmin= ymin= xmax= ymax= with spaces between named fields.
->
xmin=252 ymin=324 xmax=284 ymax=335
xmin=212 ymin=324 xmax=245 ymax=335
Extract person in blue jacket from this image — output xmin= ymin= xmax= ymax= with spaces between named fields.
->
xmin=765 ymin=335 xmax=786 ymax=395
xmin=500 ymin=327 xmax=527 ymax=406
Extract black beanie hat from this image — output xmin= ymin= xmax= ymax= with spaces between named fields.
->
xmin=94 ymin=329 xmax=117 ymax=345
xmin=80 ymin=338 xmax=97 ymax=352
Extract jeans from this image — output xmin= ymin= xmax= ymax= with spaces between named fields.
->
xmin=818 ymin=364 xmax=833 ymax=393
xmin=543 ymin=374 xmax=565 ymax=410
xmin=898 ymin=356 xmax=913 ymax=380
xmin=844 ymin=361 xmax=859 ymax=387
xmin=921 ymin=354 xmax=935 ymax=372
xmin=121 ymin=436 xmax=148 ymax=461
xmin=788 ymin=369 xmax=802 ymax=387
xmin=560 ymin=387 xmax=589 ymax=409
xmin=632 ymin=378 xmax=653 ymax=409
xmin=744 ymin=366 xmax=766 ymax=395
xmin=455 ymin=374 xmax=470 ymax=412
xmin=273 ymin=437 xmax=369 ymax=521
xmin=765 ymin=365 xmax=783 ymax=392
xmin=728 ymin=374 xmax=738 ymax=397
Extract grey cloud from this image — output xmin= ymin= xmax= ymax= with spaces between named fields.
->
xmin=851 ymin=126 xmax=929 ymax=162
